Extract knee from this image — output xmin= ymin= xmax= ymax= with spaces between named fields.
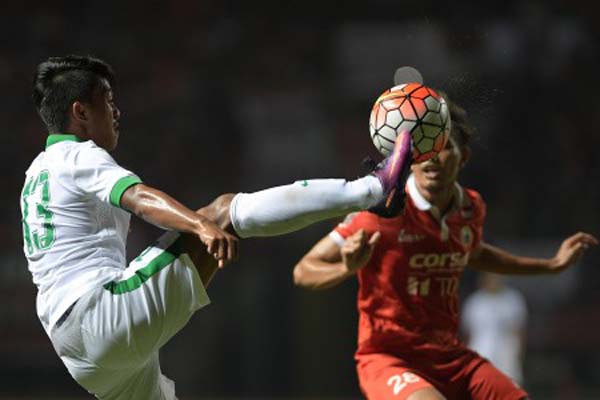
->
xmin=213 ymin=193 xmax=236 ymax=211
xmin=196 ymin=193 xmax=236 ymax=232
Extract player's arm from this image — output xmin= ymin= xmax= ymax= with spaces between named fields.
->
xmin=121 ymin=183 xmax=238 ymax=267
xmin=293 ymin=229 xmax=380 ymax=290
xmin=468 ymin=232 xmax=598 ymax=274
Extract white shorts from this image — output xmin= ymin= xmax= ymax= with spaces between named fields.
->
xmin=50 ymin=232 xmax=210 ymax=400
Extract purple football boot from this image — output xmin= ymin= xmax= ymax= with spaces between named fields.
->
xmin=369 ymin=130 xmax=413 ymax=218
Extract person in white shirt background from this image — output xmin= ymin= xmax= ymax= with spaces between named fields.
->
xmin=462 ymin=272 xmax=528 ymax=386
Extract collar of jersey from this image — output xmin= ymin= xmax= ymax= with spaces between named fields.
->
xmin=46 ymin=134 xmax=84 ymax=149
xmin=407 ymin=174 xmax=464 ymax=216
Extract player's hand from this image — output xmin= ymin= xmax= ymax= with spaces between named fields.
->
xmin=195 ymin=218 xmax=239 ymax=268
xmin=548 ymin=232 xmax=598 ymax=272
xmin=341 ymin=229 xmax=381 ymax=272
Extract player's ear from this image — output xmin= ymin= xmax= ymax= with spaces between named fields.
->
xmin=459 ymin=146 xmax=471 ymax=168
xmin=71 ymin=101 xmax=88 ymax=123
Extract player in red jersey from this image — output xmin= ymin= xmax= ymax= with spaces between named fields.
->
xmin=293 ymin=98 xmax=598 ymax=400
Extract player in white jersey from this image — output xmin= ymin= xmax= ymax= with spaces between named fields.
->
xmin=22 ymin=55 xmax=416 ymax=399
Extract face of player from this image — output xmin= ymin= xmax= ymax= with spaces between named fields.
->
xmin=85 ymin=79 xmax=121 ymax=151
xmin=411 ymin=137 xmax=469 ymax=194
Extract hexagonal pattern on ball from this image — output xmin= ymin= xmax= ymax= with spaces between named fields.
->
xmin=422 ymin=110 xmax=443 ymax=127
xmin=385 ymin=109 xmax=403 ymax=129
xmin=369 ymin=83 xmax=451 ymax=162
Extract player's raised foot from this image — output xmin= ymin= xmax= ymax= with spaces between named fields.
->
xmin=369 ymin=130 xmax=413 ymax=218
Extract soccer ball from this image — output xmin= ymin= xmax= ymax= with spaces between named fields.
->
xmin=369 ymin=83 xmax=451 ymax=163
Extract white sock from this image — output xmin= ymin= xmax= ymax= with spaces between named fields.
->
xmin=229 ymin=176 xmax=383 ymax=238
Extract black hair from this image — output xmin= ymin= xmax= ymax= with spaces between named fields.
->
xmin=438 ymin=91 xmax=474 ymax=147
xmin=32 ymin=55 xmax=115 ymax=133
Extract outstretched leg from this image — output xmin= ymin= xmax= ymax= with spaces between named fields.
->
xmin=183 ymin=132 xmax=412 ymax=271
xmin=229 ymin=178 xmax=381 ymax=237
xmin=229 ymin=131 xmax=412 ymax=237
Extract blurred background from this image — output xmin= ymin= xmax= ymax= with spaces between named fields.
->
xmin=1 ymin=1 xmax=599 ymax=399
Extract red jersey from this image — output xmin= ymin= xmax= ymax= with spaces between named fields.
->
xmin=332 ymin=175 xmax=486 ymax=362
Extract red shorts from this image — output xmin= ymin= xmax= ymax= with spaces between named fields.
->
xmin=356 ymin=353 xmax=528 ymax=399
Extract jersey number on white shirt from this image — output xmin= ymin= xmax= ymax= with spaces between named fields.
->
xmin=22 ymin=170 xmax=55 ymax=255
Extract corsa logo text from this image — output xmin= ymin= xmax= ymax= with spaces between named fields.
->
xmin=409 ymin=252 xmax=468 ymax=269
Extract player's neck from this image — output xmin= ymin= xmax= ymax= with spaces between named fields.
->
xmin=64 ymin=121 xmax=90 ymax=142
xmin=416 ymin=184 xmax=455 ymax=215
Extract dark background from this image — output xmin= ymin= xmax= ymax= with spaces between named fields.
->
xmin=1 ymin=1 xmax=599 ymax=399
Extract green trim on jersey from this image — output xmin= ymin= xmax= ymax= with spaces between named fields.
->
xmin=109 ymin=176 xmax=142 ymax=208
xmin=103 ymin=239 xmax=183 ymax=295
xmin=46 ymin=134 xmax=84 ymax=149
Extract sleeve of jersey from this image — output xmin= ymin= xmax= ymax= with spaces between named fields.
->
xmin=328 ymin=212 xmax=371 ymax=247
xmin=72 ymin=145 xmax=142 ymax=208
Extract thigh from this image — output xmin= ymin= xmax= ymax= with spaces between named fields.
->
xmin=110 ymin=353 xmax=178 ymax=400
xmin=465 ymin=359 xmax=528 ymax=400
xmin=54 ymin=314 xmax=164 ymax=400
xmin=358 ymin=355 xmax=443 ymax=400
xmin=177 ymin=232 xmax=220 ymax=286
xmin=91 ymin=353 xmax=178 ymax=400
xmin=85 ymin=232 xmax=210 ymax=367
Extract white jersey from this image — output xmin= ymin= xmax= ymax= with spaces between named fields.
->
xmin=462 ymin=287 xmax=527 ymax=384
xmin=20 ymin=134 xmax=141 ymax=334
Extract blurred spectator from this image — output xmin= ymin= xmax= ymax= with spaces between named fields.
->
xmin=462 ymin=272 xmax=527 ymax=385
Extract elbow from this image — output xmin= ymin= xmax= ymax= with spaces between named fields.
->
xmin=293 ymin=262 xmax=326 ymax=290
xmin=293 ymin=262 xmax=317 ymax=289
xmin=293 ymin=264 xmax=305 ymax=287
